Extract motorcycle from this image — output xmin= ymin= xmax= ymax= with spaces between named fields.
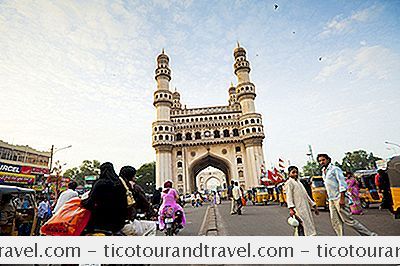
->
xmin=160 ymin=205 xmax=183 ymax=236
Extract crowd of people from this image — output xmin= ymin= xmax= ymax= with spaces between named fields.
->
xmin=1 ymin=153 xmax=393 ymax=237
xmin=281 ymin=153 xmax=382 ymax=236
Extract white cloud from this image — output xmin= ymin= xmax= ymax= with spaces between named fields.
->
xmin=314 ymin=45 xmax=400 ymax=82
xmin=320 ymin=5 xmax=383 ymax=37
xmin=349 ymin=45 xmax=400 ymax=80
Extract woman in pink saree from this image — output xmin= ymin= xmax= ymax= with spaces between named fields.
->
xmin=158 ymin=180 xmax=186 ymax=230
xmin=346 ymin=172 xmax=363 ymax=215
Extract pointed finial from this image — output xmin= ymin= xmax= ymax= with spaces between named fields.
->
xmin=174 ymin=87 xmax=177 ymax=92
xmin=162 ymin=48 xmax=165 ymax=54
xmin=237 ymin=41 xmax=240 ymax=48
xmin=230 ymin=81 xmax=234 ymax=87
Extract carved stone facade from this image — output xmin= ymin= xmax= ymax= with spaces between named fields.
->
xmin=153 ymin=45 xmax=265 ymax=193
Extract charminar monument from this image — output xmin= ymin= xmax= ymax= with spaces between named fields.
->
xmin=152 ymin=44 xmax=265 ymax=194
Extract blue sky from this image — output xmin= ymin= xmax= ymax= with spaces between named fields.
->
xmin=1 ymin=0 xmax=399 ymax=172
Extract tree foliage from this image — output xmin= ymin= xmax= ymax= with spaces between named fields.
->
xmin=136 ymin=161 xmax=156 ymax=193
xmin=302 ymin=160 xmax=322 ymax=177
xmin=64 ymin=160 xmax=101 ymax=186
xmin=339 ymin=150 xmax=381 ymax=173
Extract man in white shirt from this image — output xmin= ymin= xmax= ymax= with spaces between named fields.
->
xmin=231 ymin=181 xmax=243 ymax=215
xmin=53 ymin=181 xmax=79 ymax=214
xmin=317 ymin=154 xmax=376 ymax=236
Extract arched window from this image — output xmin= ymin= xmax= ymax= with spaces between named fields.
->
xmin=154 ymin=136 xmax=157 ymax=141
xmin=223 ymin=129 xmax=230 ymax=137
xmin=176 ymin=133 xmax=182 ymax=141
xmin=235 ymin=146 xmax=241 ymax=152
xmin=252 ymin=128 xmax=256 ymax=132
xmin=165 ymin=135 xmax=169 ymax=140
xmin=233 ymin=129 xmax=239 ymax=136
xmin=159 ymin=126 xmax=163 ymax=131
xmin=245 ymin=120 xmax=249 ymax=125
xmin=165 ymin=126 xmax=169 ymax=131
xmin=154 ymin=127 xmax=157 ymax=132
xmin=177 ymin=161 xmax=183 ymax=168
xmin=195 ymin=132 xmax=201 ymax=140
xmin=178 ymin=174 xmax=183 ymax=181
xmin=159 ymin=135 xmax=163 ymax=140
xmin=238 ymin=170 xmax=244 ymax=177
xmin=237 ymin=157 xmax=243 ymax=164
xmin=246 ymin=128 xmax=250 ymax=133
xmin=250 ymin=119 xmax=255 ymax=123
xmin=177 ymin=151 xmax=182 ymax=156
xmin=213 ymin=130 xmax=220 ymax=138
xmin=185 ymin=132 xmax=192 ymax=140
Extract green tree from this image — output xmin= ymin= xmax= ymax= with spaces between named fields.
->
xmin=340 ymin=150 xmax=381 ymax=173
xmin=302 ymin=160 xmax=322 ymax=177
xmin=64 ymin=160 xmax=101 ymax=186
xmin=136 ymin=161 xmax=156 ymax=193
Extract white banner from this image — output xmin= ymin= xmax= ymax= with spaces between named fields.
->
xmin=0 ymin=236 xmax=399 ymax=264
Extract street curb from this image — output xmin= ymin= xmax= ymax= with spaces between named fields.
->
xmin=198 ymin=205 xmax=220 ymax=236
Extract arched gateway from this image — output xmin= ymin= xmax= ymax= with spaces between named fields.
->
xmin=152 ymin=45 xmax=265 ymax=193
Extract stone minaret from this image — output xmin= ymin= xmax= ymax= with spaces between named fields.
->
xmin=172 ymin=88 xmax=182 ymax=110
xmin=153 ymin=50 xmax=174 ymax=188
xmin=228 ymin=82 xmax=238 ymax=106
xmin=233 ymin=43 xmax=265 ymax=188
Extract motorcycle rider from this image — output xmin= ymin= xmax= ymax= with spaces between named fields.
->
xmin=158 ymin=180 xmax=186 ymax=231
xmin=119 ymin=166 xmax=155 ymax=220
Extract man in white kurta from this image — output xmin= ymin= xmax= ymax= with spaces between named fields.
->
xmin=284 ymin=166 xmax=318 ymax=236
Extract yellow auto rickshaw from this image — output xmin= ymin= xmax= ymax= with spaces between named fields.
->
xmin=276 ymin=182 xmax=287 ymax=206
xmin=388 ymin=155 xmax=400 ymax=219
xmin=253 ymin=186 xmax=269 ymax=205
xmin=0 ymin=185 xmax=38 ymax=236
xmin=354 ymin=170 xmax=382 ymax=209
xmin=310 ymin=176 xmax=328 ymax=210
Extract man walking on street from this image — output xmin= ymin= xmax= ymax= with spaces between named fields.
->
xmin=228 ymin=180 xmax=236 ymax=214
xmin=317 ymin=154 xmax=377 ymax=236
xmin=232 ymin=181 xmax=242 ymax=215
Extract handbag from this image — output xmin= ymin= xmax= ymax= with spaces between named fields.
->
xmin=40 ymin=197 xmax=90 ymax=236
xmin=241 ymin=196 xmax=247 ymax=206
xmin=119 ymin=177 xmax=135 ymax=207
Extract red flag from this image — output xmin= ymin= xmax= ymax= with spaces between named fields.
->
xmin=273 ymin=168 xmax=284 ymax=183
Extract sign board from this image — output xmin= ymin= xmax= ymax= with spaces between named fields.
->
xmin=0 ymin=162 xmax=49 ymax=175
xmin=0 ymin=171 xmax=36 ymax=184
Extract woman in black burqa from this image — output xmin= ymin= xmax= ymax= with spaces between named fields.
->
xmin=82 ymin=162 xmax=128 ymax=233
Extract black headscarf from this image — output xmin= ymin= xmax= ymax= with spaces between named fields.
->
xmin=82 ymin=162 xmax=128 ymax=233
xmin=99 ymin=162 xmax=119 ymax=181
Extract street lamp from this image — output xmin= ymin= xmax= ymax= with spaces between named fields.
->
xmin=385 ymin=141 xmax=400 ymax=148
xmin=49 ymin=145 xmax=72 ymax=174
xmin=385 ymin=141 xmax=400 ymax=155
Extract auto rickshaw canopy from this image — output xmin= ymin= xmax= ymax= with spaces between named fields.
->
xmin=388 ymin=156 xmax=400 ymax=187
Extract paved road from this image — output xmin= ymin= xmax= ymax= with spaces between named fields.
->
xmin=217 ymin=200 xmax=400 ymax=236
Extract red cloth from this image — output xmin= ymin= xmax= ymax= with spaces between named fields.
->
xmin=41 ymin=198 xmax=91 ymax=236
xmin=374 ymin=173 xmax=381 ymax=188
